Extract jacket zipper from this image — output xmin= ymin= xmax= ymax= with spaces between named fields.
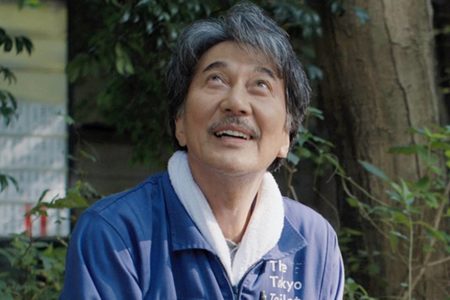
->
xmin=215 ymin=255 xmax=267 ymax=300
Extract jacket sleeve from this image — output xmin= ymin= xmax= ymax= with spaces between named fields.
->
xmin=59 ymin=211 xmax=142 ymax=300
xmin=326 ymin=229 xmax=345 ymax=300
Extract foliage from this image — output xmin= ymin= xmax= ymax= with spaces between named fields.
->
xmin=344 ymin=278 xmax=376 ymax=300
xmin=0 ymin=28 xmax=33 ymax=126
xmin=0 ymin=173 xmax=18 ymax=193
xmin=0 ymin=235 xmax=66 ymax=300
xmin=284 ymin=106 xmax=337 ymax=200
xmin=284 ymin=108 xmax=375 ymax=299
xmin=286 ymin=105 xmax=449 ymax=299
xmin=0 ymin=23 xmax=34 ymax=193
xmin=346 ymin=127 xmax=449 ymax=299
xmin=0 ymin=0 xmax=37 ymax=191
xmin=0 ymin=181 xmax=95 ymax=299
xmin=68 ymin=0 xmax=224 ymax=164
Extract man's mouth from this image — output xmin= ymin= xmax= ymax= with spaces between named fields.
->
xmin=208 ymin=116 xmax=260 ymax=141
xmin=214 ymin=130 xmax=250 ymax=140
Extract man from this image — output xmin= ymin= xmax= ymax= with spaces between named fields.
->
xmin=61 ymin=2 xmax=344 ymax=299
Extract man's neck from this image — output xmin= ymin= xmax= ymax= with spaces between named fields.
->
xmin=188 ymin=161 xmax=265 ymax=243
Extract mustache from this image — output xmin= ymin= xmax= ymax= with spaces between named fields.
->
xmin=207 ymin=116 xmax=260 ymax=139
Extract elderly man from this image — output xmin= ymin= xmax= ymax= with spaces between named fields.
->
xmin=61 ymin=2 xmax=344 ymax=299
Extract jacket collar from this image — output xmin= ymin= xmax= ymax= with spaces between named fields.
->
xmin=263 ymin=217 xmax=308 ymax=260
xmin=162 ymin=172 xmax=214 ymax=253
xmin=162 ymin=172 xmax=308 ymax=261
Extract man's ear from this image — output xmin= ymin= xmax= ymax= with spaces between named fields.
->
xmin=175 ymin=116 xmax=187 ymax=147
xmin=277 ymin=130 xmax=290 ymax=158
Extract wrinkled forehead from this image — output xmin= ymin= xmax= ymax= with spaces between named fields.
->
xmin=194 ymin=41 xmax=283 ymax=79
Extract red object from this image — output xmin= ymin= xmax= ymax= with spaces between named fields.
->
xmin=40 ymin=207 xmax=47 ymax=237
xmin=24 ymin=203 xmax=32 ymax=237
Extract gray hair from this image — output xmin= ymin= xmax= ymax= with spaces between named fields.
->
xmin=166 ymin=2 xmax=311 ymax=170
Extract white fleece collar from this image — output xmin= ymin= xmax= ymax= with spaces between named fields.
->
xmin=168 ymin=151 xmax=284 ymax=285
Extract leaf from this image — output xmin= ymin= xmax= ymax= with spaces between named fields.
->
xmin=388 ymin=231 xmax=399 ymax=252
xmin=418 ymin=221 xmax=449 ymax=243
xmin=18 ymin=0 xmax=41 ymax=9
xmin=306 ymin=107 xmax=324 ymax=120
xmin=330 ymin=1 xmax=345 ymax=15
xmin=391 ymin=211 xmax=411 ymax=227
xmin=79 ymin=149 xmax=97 ymax=163
xmin=347 ymin=197 xmax=360 ymax=208
xmin=445 ymin=150 xmax=450 ymax=158
xmin=415 ymin=176 xmax=430 ymax=190
xmin=0 ymin=66 xmax=17 ymax=84
xmin=296 ymin=147 xmax=312 ymax=159
xmin=287 ymin=152 xmax=300 ymax=165
xmin=359 ymin=160 xmax=390 ymax=181
xmin=423 ymin=193 xmax=439 ymax=209
xmin=306 ymin=64 xmax=323 ymax=80
xmin=399 ymin=179 xmax=414 ymax=206
xmin=310 ymin=135 xmax=334 ymax=147
xmin=22 ymin=36 xmax=33 ymax=55
xmin=115 ymin=43 xmax=134 ymax=75
xmin=3 ymin=37 xmax=12 ymax=52
xmin=15 ymin=37 xmax=23 ymax=54
xmin=0 ymin=173 xmax=18 ymax=192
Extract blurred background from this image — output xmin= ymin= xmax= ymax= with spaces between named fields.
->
xmin=0 ymin=0 xmax=448 ymax=299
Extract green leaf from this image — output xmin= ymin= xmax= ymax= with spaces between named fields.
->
xmin=18 ymin=0 xmax=41 ymax=9
xmin=0 ymin=173 xmax=18 ymax=192
xmin=418 ymin=221 xmax=449 ymax=243
xmin=306 ymin=107 xmax=324 ymax=120
xmin=359 ymin=160 xmax=390 ymax=181
xmin=79 ymin=149 xmax=97 ymax=163
xmin=0 ymin=66 xmax=17 ymax=84
xmin=287 ymin=152 xmax=300 ymax=165
xmin=399 ymin=179 xmax=414 ymax=206
xmin=391 ymin=211 xmax=411 ymax=227
xmin=415 ymin=176 xmax=430 ymax=190
xmin=330 ymin=1 xmax=344 ymax=15
xmin=388 ymin=230 xmax=399 ymax=252
xmin=3 ymin=37 xmax=12 ymax=52
xmin=115 ymin=43 xmax=134 ymax=75
xmin=15 ymin=37 xmax=23 ymax=54
xmin=423 ymin=193 xmax=439 ymax=209
xmin=296 ymin=147 xmax=312 ymax=159
xmin=22 ymin=37 xmax=33 ymax=55
xmin=445 ymin=150 xmax=450 ymax=158
xmin=306 ymin=64 xmax=323 ymax=80
xmin=347 ymin=197 xmax=360 ymax=208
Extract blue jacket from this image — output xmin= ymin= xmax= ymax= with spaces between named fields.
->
xmin=61 ymin=172 xmax=344 ymax=299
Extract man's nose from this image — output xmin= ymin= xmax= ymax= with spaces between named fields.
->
xmin=219 ymin=85 xmax=251 ymax=116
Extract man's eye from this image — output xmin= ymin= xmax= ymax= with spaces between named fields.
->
xmin=255 ymin=80 xmax=270 ymax=90
xmin=209 ymin=75 xmax=223 ymax=82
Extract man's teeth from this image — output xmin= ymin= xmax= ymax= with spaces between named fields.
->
xmin=215 ymin=130 xmax=249 ymax=139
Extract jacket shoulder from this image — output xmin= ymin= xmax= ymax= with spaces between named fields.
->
xmin=74 ymin=172 xmax=169 ymax=247
xmin=282 ymin=197 xmax=337 ymax=239
xmin=88 ymin=172 xmax=166 ymax=214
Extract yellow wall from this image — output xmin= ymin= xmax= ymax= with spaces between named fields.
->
xmin=0 ymin=1 xmax=67 ymax=104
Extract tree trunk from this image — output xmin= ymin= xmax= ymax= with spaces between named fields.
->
xmin=315 ymin=0 xmax=444 ymax=298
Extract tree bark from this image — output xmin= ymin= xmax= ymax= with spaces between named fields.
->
xmin=315 ymin=0 xmax=444 ymax=298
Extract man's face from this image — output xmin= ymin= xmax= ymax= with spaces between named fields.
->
xmin=175 ymin=41 xmax=290 ymax=177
